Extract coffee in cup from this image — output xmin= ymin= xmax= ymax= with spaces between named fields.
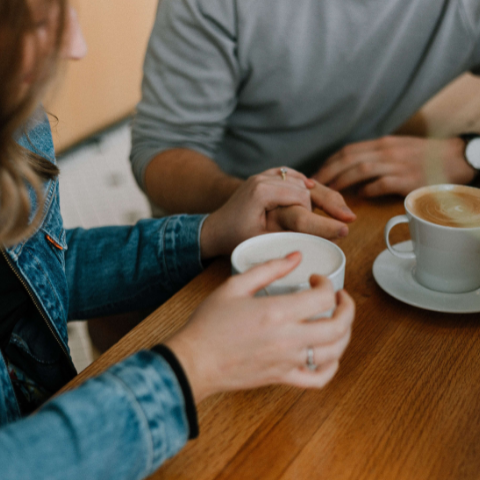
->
xmin=407 ymin=186 xmax=480 ymax=228
xmin=231 ymin=232 xmax=346 ymax=316
xmin=385 ymin=184 xmax=480 ymax=293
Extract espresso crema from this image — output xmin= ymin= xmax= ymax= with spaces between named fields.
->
xmin=407 ymin=186 xmax=480 ymax=228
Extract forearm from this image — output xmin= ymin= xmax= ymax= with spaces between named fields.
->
xmin=144 ymin=148 xmax=243 ymax=214
xmin=0 ymin=352 xmax=193 ymax=480
xmin=65 ymin=215 xmax=206 ymax=319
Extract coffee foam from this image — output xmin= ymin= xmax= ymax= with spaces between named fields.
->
xmin=407 ymin=186 xmax=480 ymax=228
xmin=234 ymin=235 xmax=343 ymax=287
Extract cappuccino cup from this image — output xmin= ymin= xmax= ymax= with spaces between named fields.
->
xmin=231 ymin=232 xmax=346 ymax=317
xmin=385 ymin=184 xmax=480 ymax=293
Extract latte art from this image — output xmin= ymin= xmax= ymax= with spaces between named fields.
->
xmin=407 ymin=187 xmax=480 ymax=228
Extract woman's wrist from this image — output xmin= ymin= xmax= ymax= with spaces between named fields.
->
xmin=199 ymin=212 xmax=221 ymax=260
xmin=164 ymin=336 xmax=216 ymax=405
xmin=151 ymin=344 xmax=200 ymax=439
xmin=199 ymin=209 xmax=236 ymax=260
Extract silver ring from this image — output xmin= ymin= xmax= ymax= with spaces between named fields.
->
xmin=306 ymin=347 xmax=317 ymax=371
xmin=280 ymin=167 xmax=288 ymax=181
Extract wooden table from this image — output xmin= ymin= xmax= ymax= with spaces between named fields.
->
xmin=65 ymin=195 xmax=480 ymax=479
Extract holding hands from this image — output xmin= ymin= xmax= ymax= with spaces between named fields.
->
xmin=174 ymin=166 xmax=356 ymax=403
xmin=314 ymin=136 xmax=475 ymax=198
xmin=166 ymin=253 xmax=355 ymax=403
xmin=201 ymin=167 xmax=356 ymax=258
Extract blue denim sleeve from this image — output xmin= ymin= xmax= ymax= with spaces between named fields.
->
xmin=0 ymin=351 xmax=191 ymax=480
xmin=65 ymin=215 xmax=207 ymax=319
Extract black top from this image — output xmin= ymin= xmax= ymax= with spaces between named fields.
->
xmin=0 ymin=254 xmax=32 ymax=350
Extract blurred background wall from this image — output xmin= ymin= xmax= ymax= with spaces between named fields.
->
xmin=46 ymin=0 xmax=158 ymax=152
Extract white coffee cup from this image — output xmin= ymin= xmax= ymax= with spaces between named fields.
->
xmin=384 ymin=184 xmax=480 ymax=293
xmin=231 ymin=232 xmax=346 ymax=317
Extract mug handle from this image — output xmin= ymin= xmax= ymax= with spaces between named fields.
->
xmin=384 ymin=215 xmax=416 ymax=259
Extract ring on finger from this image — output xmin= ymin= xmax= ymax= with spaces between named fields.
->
xmin=280 ymin=167 xmax=288 ymax=181
xmin=306 ymin=346 xmax=317 ymax=371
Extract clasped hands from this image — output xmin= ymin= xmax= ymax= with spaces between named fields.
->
xmin=167 ymin=167 xmax=356 ymax=403
xmin=201 ymin=167 xmax=356 ymax=259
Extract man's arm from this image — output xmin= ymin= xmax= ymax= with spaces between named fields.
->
xmin=130 ymin=0 xmax=241 ymax=210
xmin=145 ymin=148 xmax=242 ymax=214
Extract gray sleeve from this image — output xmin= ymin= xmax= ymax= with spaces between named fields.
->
xmin=130 ymin=0 xmax=240 ymax=191
xmin=462 ymin=0 xmax=480 ymax=74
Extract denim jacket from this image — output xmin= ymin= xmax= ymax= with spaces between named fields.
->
xmin=0 ymin=112 xmax=206 ymax=480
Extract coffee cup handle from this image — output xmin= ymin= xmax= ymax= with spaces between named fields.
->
xmin=384 ymin=215 xmax=416 ymax=260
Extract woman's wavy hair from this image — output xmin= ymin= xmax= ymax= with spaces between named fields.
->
xmin=0 ymin=0 xmax=66 ymax=246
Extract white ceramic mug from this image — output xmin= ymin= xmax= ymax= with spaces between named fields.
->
xmin=231 ymin=232 xmax=346 ymax=317
xmin=384 ymin=184 xmax=480 ymax=293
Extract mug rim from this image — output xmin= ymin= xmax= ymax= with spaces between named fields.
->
xmin=404 ymin=184 xmax=480 ymax=231
xmin=231 ymin=232 xmax=346 ymax=285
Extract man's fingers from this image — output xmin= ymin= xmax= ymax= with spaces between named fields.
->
xmin=315 ymin=149 xmax=386 ymax=185
xmin=323 ymin=136 xmax=402 ymax=168
xmin=359 ymin=175 xmax=412 ymax=197
xmin=308 ymin=182 xmax=356 ymax=222
xmin=327 ymin=161 xmax=402 ymax=192
xmin=275 ymin=206 xmax=349 ymax=239
xmin=228 ymin=252 xmax=302 ymax=296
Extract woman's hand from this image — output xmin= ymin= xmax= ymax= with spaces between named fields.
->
xmin=200 ymin=167 xmax=356 ymax=258
xmin=165 ymin=253 xmax=355 ymax=403
xmin=314 ymin=136 xmax=475 ymax=197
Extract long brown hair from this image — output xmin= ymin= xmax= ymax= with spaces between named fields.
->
xmin=0 ymin=0 xmax=66 ymax=246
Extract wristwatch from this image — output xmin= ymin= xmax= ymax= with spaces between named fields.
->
xmin=461 ymin=133 xmax=480 ymax=171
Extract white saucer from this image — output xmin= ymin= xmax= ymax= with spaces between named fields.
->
xmin=372 ymin=241 xmax=480 ymax=313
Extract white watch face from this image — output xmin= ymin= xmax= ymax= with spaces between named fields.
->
xmin=466 ymin=138 xmax=480 ymax=170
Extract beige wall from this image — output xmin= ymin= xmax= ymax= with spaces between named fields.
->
xmin=46 ymin=0 xmax=158 ymax=152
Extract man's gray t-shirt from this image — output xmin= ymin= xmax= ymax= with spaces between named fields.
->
xmin=131 ymin=0 xmax=480 ymax=189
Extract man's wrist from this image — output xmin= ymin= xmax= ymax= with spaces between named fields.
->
xmin=211 ymin=175 xmax=243 ymax=207
xmin=460 ymin=134 xmax=480 ymax=173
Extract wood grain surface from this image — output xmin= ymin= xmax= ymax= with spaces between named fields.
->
xmin=64 ymin=195 xmax=480 ymax=480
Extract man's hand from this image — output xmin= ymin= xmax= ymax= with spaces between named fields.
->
xmin=313 ymin=136 xmax=476 ymax=198
xmin=266 ymin=181 xmax=356 ymax=239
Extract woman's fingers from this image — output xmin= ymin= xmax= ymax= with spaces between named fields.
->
xmin=283 ymin=360 xmax=340 ymax=389
xmin=259 ymin=275 xmax=337 ymax=323
xmin=257 ymin=180 xmax=312 ymax=212
xmin=261 ymin=166 xmax=308 ymax=182
xmin=300 ymin=326 xmax=351 ymax=366
xmin=227 ymin=252 xmax=302 ymax=297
